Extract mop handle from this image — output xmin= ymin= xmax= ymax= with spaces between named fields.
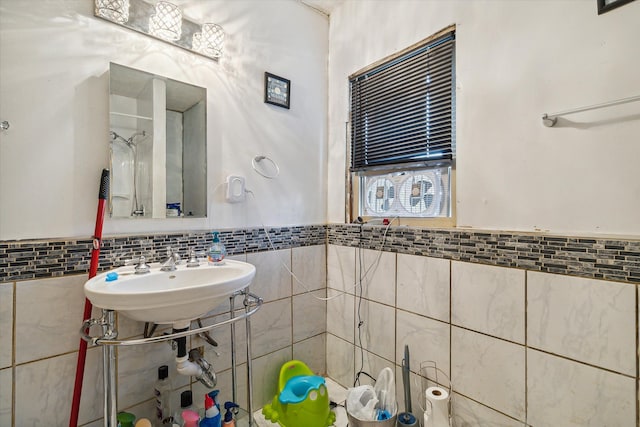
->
xmin=69 ymin=169 xmax=109 ymax=427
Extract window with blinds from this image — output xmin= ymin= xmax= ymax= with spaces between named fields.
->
xmin=349 ymin=28 xmax=456 ymax=219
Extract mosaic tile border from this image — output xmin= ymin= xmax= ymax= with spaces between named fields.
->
xmin=328 ymin=224 xmax=640 ymax=284
xmin=2 ymin=223 xmax=639 ymax=284
xmin=0 ymin=225 xmax=326 ymax=282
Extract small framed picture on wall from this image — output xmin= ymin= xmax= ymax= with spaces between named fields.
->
xmin=264 ymin=72 xmax=290 ymax=109
xmin=597 ymin=0 xmax=636 ymax=14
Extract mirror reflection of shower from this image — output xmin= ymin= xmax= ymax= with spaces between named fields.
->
xmin=109 ymin=130 xmax=148 ymax=217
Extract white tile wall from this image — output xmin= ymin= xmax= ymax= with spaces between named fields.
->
xmin=326 ymin=290 xmax=354 ymax=342
xmin=251 ymin=298 xmax=292 ymax=358
xmin=0 ymin=283 xmax=12 ymax=369
xmin=247 ymin=249 xmax=292 ymax=303
xmin=452 ymin=262 xmax=525 ymax=343
xmin=527 ymin=348 xmax=636 ymax=427
xmin=327 ymin=244 xmax=356 ymax=293
xmin=397 ymin=254 xmax=450 ymax=322
xmin=0 ymin=368 xmax=12 ymax=427
xmin=326 ymin=334 xmax=354 ymax=388
xmin=356 ymin=298 xmax=396 ymax=362
xmin=15 ymin=275 xmax=87 ymax=363
xmin=117 ymin=341 xmax=185 ymax=410
xmin=396 ymin=310 xmax=450 ymax=379
xmin=293 ymin=334 xmax=326 ymax=375
xmin=293 ymin=289 xmax=326 ymax=342
xmin=292 ymin=245 xmax=326 ymax=294
xmin=329 ymin=245 xmax=639 ymax=425
xmin=251 ymin=347 xmax=293 ymax=408
xmin=355 ymin=248 xmax=396 ymax=304
xmin=14 ymin=348 xmax=103 ymax=425
xmin=528 ymin=271 xmax=636 ymax=376
xmin=451 ymin=327 xmax=526 ymax=421
xmin=452 ymin=393 xmax=526 ymax=427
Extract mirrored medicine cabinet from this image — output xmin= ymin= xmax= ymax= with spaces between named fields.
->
xmin=109 ymin=62 xmax=207 ymax=219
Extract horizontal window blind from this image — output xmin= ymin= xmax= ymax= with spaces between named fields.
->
xmin=350 ymin=32 xmax=455 ymax=172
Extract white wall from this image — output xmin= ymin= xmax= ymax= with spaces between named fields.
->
xmin=0 ymin=0 xmax=328 ymax=240
xmin=327 ymin=0 xmax=640 ymax=237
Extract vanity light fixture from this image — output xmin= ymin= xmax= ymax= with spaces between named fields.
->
xmin=95 ymin=0 xmax=130 ymax=24
xmin=193 ymin=23 xmax=225 ymax=58
xmin=149 ymin=1 xmax=182 ymax=41
xmin=93 ymin=0 xmax=225 ymax=61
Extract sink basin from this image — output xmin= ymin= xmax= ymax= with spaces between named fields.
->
xmin=84 ymin=260 xmax=256 ymax=327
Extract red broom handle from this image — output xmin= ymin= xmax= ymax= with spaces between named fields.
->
xmin=69 ymin=169 xmax=109 ymax=427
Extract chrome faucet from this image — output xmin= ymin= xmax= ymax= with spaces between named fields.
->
xmin=160 ymin=247 xmax=181 ymax=272
xmin=186 ymin=249 xmax=201 ymax=268
xmin=124 ymin=255 xmax=150 ymax=274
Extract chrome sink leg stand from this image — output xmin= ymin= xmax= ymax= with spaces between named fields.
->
xmin=102 ymin=310 xmax=118 ymax=427
xmin=244 ymin=291 xmax=255 ymax=427
xmin=230 ymin=295 xmax=237 ymax=405
xmin=229 ymin=290 xmax=256 ymax=426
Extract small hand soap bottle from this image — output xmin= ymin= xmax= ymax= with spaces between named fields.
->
xmin=207 ymin=232 xmax=227 ymax=265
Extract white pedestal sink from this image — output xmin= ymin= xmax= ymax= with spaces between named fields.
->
xmin=84 ymin=259 xmax=256 ymax=327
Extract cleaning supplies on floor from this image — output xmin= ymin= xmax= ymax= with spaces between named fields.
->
xmin=180 ymin=410 xmax=200 ymax=427
xmin=135 ymin=419 xmax=152 ymax=427
xmin=207 ymin=231 xmax=227 ymax=265
xmin=173 ymin=390 xmax=196 ymax=427
xmin=154 ymin=365 xmax=172 ymax=426
xmin=345 ymin=367 xmax=397 ymax=425
xmin=117 ymin=411 xmax=136 ymax=427
xmin=397 ymin=345 xmax=418 ymax=426
xmin=199 ymin=390 xmax=222 ymax=427
xmin=222 ymin=402 xmax=239 ymax=427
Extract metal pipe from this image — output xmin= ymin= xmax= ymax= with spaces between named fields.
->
xmin=230 ymin=294 xmax=237 ymax=405
xmin=81 ymin=293 xmax=262 ymax=346
xmin=542 ymin=94 xmax=640 ymax=127
xmin=101 ymin=310 xmax=117 ymax=427
xmin=245 ymin=293 xmax=255 ymax=427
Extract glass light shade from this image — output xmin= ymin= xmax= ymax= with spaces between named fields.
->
xmin=149 ymin=1 xmax=182 ymax=42
xmin=200 ymin=23 xmax=225 ymax=58
xmin=95 ymin=0 xmax=129 ymax=24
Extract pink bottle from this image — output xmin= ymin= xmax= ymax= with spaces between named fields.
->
xmin=181 ymin=409 xmax=200 ymax=427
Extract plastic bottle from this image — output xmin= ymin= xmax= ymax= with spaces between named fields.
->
xmin=199 ymin=390 xmax=222 ymax=427
xmin=181 ymin=410 xmax=200 ymax=427
xmin=154 ymin=365 xmax=172 ymax=426
xmin=222 ymin=402 xmax=239 ymax=427
xmin=117 ymin=411 xmax=136 ymax=427
xmin=173 ymin=390 xmax=197 ymax=427
xmin=207 ymin=232 xmax=227 ymax=265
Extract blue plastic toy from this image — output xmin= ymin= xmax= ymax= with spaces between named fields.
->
xmin=262 ymin=360 xmax=335 ymax=427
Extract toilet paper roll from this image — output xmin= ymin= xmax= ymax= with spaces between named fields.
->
xmin=424 ymin=386 xmax=449 ymax=427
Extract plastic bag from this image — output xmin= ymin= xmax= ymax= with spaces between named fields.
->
xmin=346 ymin=385 xmax=378 ymax=420
xmin=374 ymin=367 xmax=397 ymax=417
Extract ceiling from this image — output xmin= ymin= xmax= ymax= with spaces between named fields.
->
xmin=299 ymin=0 xmax=345 ymax=15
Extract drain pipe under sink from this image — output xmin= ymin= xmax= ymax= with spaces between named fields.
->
xmin=173 ymin=326 xmax=217 ymax=388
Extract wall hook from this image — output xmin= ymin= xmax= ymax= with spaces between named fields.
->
xmin=0 ymin=121 xmax=9 ymax=131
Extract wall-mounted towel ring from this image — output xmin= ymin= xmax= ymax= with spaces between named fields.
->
xmin=252 ymin=155 xmax=280 ymax=179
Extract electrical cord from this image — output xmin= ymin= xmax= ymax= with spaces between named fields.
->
xmin=245 ymin=188 xmax=398 ymax=301
xmin=243 ymin=186 xmax=397 ymax=387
